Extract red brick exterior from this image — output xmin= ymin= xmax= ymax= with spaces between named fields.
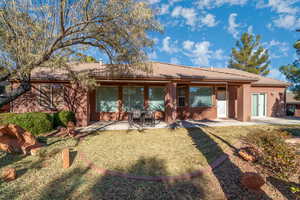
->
xmin=10 ymin=81 xmax=287 ymax=126
xmin=11 ymin=82 xmax=89 ymax=126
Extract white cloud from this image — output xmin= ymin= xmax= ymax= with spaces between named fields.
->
xmin=159 ymin=4 xmax=169 ymax=15
xmin=183 ymin=40 xmax=195 ymax=51
xmin=268 ymin=67 xmax=286 ymax=81
xmin=263 ymin=39 xmax=290 ymax=59
xmin=148 ymin=51 xmax=158 ymax=60
xmin=215 ymin=49 xmax=227 ymax=60
xmin=145 ymin=0 xmax=160 ymax=5
xmin=161 ymin=36 xmax=178 ymax=53
xmin=170 ymin=0 xmax=183 ymax=4
xmin=273 ymin=15 xmax=300 ymax=29
xmin=201 ymin=14 xmax=218 ymax=27
xmin=227 ymin=13 xmax=240 ymax=39
xmin=171 ymin=6 xmax=197 ymax=27
xmin=196 ymin=0 xmax=248 ymax=9
xmin=170 ymin=57 xmax=180 ymax=65
xmin=184 ymin=41 xmax=226 ymax=66
xmin=257 ymin=0 xmax=299 ymax=14
xmin=247 ymin=25 xmax=253 ymax=34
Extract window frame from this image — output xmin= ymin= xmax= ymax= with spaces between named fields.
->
xmin=96 ymin=86 xmax=119 ymax=112
xmin=38 ymin=83 xmax=64 ymax=109
xmin=177 ymin=86 xmax=187 ymax=107
xmin=189 ymin=86 xmax=213 ymax=108
xmin=148 ymin=86 xmax=165 ymax=111
xmin=122 ymin=86 xmax=145 ymax=112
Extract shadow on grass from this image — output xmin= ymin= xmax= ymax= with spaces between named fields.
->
xmin=90 ymin=157 xmax=207 ymax=200
xmin=281 ymin=127 xmax=300 ymax=137
xmin=267 ymin=176 xmax=300 ymax=200
xmin=0 ymin=151 xmax=26 ymax=169
xmin=37 ymin=167 xmax=91 ymax=200
xmin=176 ymin=121 xmax=272 ymax=200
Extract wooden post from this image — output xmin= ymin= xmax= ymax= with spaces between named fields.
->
xmin=62 ymin=148 xmax=70 ymax=169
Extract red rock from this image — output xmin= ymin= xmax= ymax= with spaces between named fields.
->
xmin=7 ymin=124 xmax=25 ymax=142
xmin=62 ymin=148 xmax=70 ymax=168
xmin=2 ymin=168 xmax=17 ymax=182
xmin=238 ymin=147 xmax=258 ymax=162
xmin=22 ymin=131 xmax=37 ymax=146
xmin=240 ymin=172 xmax=265 ymax=190
xmin=0 ymin=124 xmax=39 ymax=154
xmin=30 ymin=147 xmax=43 ymax=156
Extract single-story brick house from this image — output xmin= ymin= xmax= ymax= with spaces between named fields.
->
xmin=286 ymin=92 xmax=300 ymax=117
xmin=10 ymin=62 xmax=289 ymax=126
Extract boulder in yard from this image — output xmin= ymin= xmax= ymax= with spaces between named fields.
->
xmin=30 ymin=146 xmax=44 ymax=156
xmin=240 ymin=172 xmax=265 ymax=190
xmin=238 ymin=147 xmax=258 ymax=162
xmin=2 ymin=168 xmax=17 ymax=182
xmin=0 ymin=124 xmax=41 ymax=154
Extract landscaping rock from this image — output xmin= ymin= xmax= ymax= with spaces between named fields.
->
xmin=2 ymin=168 xmax=17 ymax=182
xmin=30 ymin=147 xmax=43 ymax=156
xmin=240 ymin=172 xmax=265 ymax=190
xmin=62 ymin=148 xmax=70 ymax=168
xmin=66 ymin=121 xmax=78 ymax=137
xmin=238 ymin=147 xmax=258 ymax=162
xmin=56 ymin=126 xmax=64 ymax=132
xmin=0 ymin=124 xmax=40 ymax=154
xmin=285 ymin=138 xmax=300 ymax=145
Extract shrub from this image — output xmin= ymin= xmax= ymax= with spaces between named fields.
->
xmin=0 ymin=112 xmax=53 ymax=136
xmin=242 ymin=130 xmax=299 ymax=180
xmin=53 ymin=110 xmax=76 ymax=127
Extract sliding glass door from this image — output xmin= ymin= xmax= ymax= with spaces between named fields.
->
xmin=252 ymin=93 xmax=266 ymax=117
xmin=123 ymin=87 xmax=144 ymax=111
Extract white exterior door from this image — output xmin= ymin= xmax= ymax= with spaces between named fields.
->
xmin=217 ymin=90 xmax=227 ymax=118
xmin=252 ymin=93 xmax=266 ymax=118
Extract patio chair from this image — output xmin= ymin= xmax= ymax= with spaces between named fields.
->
xmin=130 ymin=109 xmax=142 ymax=126
xmin=143 ymin=111 xmax=155 ymax=127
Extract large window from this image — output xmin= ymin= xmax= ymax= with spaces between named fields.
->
xmin=123 ymin=87 xmax=144 ymax=111
xmin=178 ymin=87 xmax=186 ymax=107
xmin=149 ymin=87 xmax=165 ymax=111
xmin=96 ymin=87 xmax=118 ymax=112
xmin=38 ymin=84 xmax=64 ymax=109
xmin=189 ymin=87 xmax=213 ymax=107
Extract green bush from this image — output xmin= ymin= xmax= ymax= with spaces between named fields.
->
xmin=53 ymin=110 xmax=76 ymax=127
xmin=242 ymin=130 xmax=299 ymax=180
xmin=0 ymin=112 xmax=53 ymax=136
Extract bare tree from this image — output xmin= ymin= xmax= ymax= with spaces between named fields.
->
xmin=0 ymin=0 xmax=162 ymax=107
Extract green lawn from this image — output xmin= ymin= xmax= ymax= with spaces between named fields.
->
xmin=1 ymin=124 xmax=299 ymax=200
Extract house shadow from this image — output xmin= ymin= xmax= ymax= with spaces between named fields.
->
xmin=176 ymin=121 xmax=272 ymax=200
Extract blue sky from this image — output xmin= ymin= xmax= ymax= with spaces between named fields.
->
xmin=142 ymin=0 xmax=300 ymax=81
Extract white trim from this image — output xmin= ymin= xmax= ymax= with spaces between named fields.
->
xmin=251 ymin=93 xmax=268 ymax=118
xmin=216 ymin=87 xmax=228 ymax=118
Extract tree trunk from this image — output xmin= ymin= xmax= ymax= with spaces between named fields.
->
xmin=0 ymin=81 xmax=31 ymax=108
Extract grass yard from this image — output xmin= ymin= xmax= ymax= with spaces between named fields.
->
xmin=1 ymin=124 xmax=299 ymax=200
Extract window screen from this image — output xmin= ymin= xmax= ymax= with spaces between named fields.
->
xmin=96 ymin=87 xmax=118 ymax=112
xmin=149 ymin=87 xmax=165 ymax=111
xmin=123 ymin=87 xmax=144 ymax=111
xmin=189 ymin=87 xmax=213 ymax=107
xmin=178 ymin=87 xmax=186 ymax=107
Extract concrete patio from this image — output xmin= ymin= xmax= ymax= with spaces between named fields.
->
xmin=77 ymin=117 xmax=300 ymax=133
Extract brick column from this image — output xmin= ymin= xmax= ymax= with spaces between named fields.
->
xmin=165 ymin=82 xmax=177 ymax=123
xmin=237 ymin=84 xmax=251 ymax=122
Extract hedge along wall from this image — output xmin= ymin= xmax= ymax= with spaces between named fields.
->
xmin=0 ymin=112 xmax=53 ymax=136
xmin=11 ymin=82 xmax=89 ymax=126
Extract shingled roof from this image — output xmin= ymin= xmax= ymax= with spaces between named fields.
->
xmin=31 ymin=62 xmax=289 ymax=86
